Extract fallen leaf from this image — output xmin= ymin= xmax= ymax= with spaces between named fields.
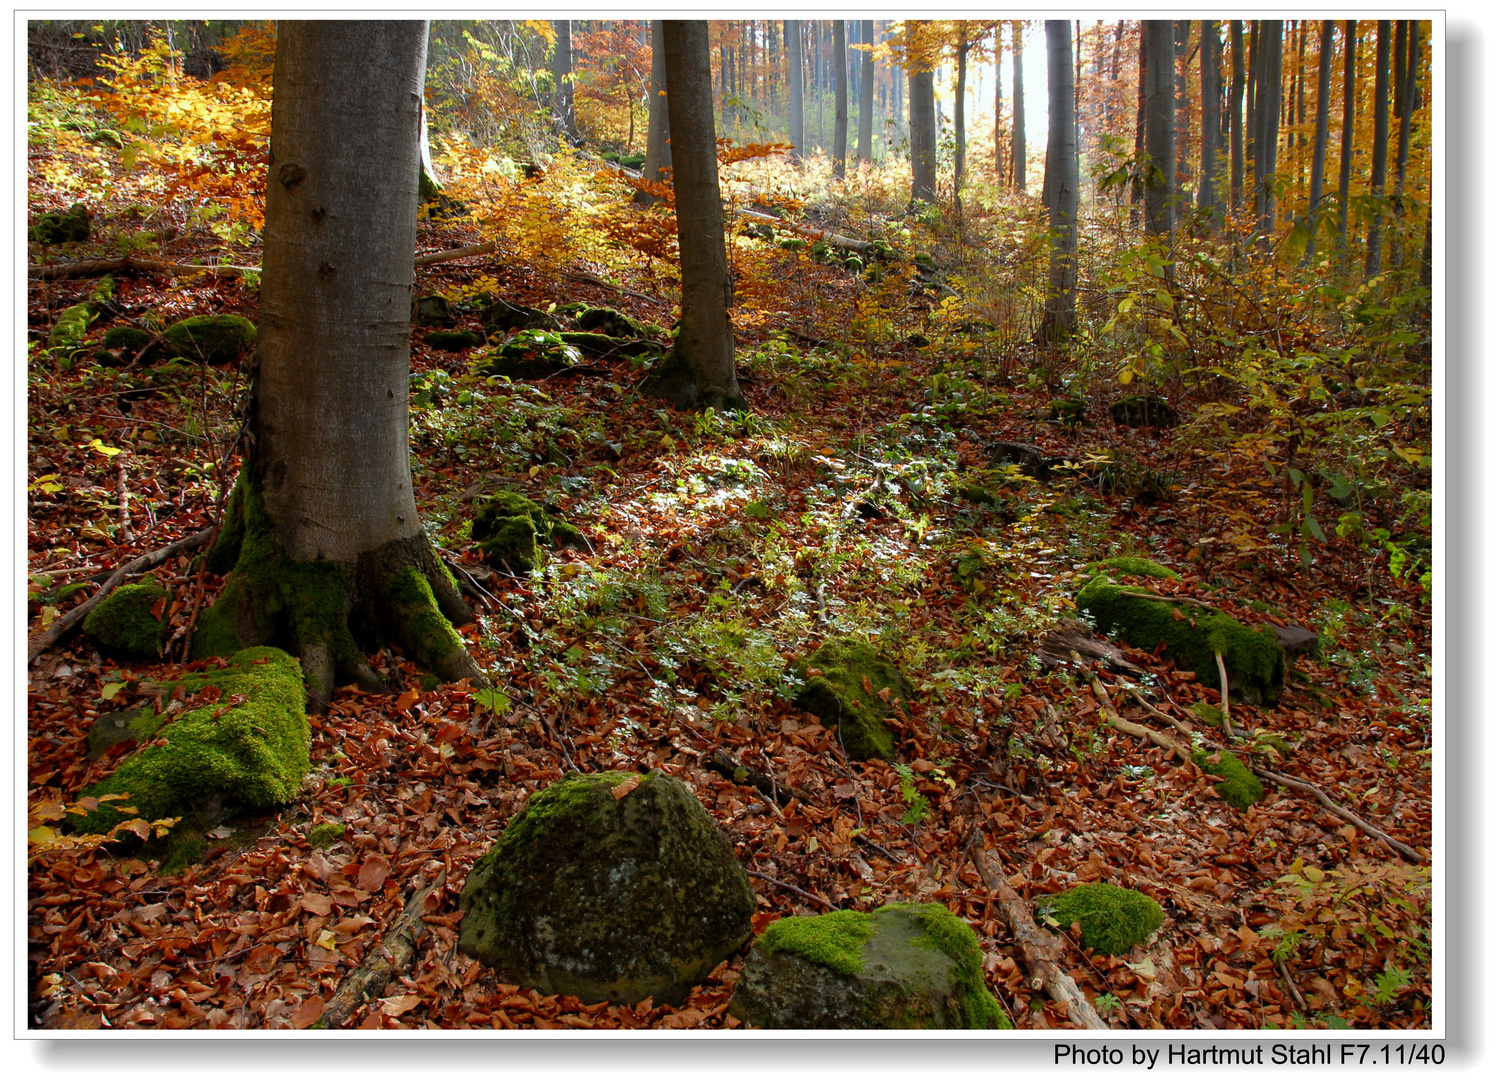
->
xmin=290 ymin=995 xmax=324 ymax=1029
xmin=356 ymin=855 xmax=390 ymax=892
xmin=301 ymin=893 xmax=333 ymax=916
xmin=381 ymin=993 xmax=422 ymax=1016
xmin=612 ymin=775 xmax=641 ymax=800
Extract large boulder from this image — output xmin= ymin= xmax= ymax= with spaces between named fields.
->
xmin=458 ymin=770 xmax=755 ymax=1006
xmin=730 ymin=903 xmax=1009 ymax=1029
xmin=792 ymin=637 xmax=914 ymax=761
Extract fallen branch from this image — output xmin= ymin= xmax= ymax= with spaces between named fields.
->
xmin=703 ymin=749 xmax=814 ymax=807
xmin=1116 ymin=589 xmax=1221 ymax=611
xmin=316 ymin=870 xmax=447 ymax=1029
xmin=746 ymin=868 xmax=834 ymax=911
xmin=563 ymin=269 xmax=669 ymax=306
xmin=1076 ymin=654 xmax=1194 ymax=764
xmin=28 ymin=255 xmax=259 ymax=280
xmin=732 ymin=207 xmax=872 ymax=255
xmin=28 ymin=528 xmax=213 ymax=664
xmin=414 ymin=241 xmax=498 ymax=268
xmin=967 ymin=836 xmax=1109 ymax=1030
xmin=1250 ymin=765 xmax=1425 ymax=864
xmin=1214 ymin=651 xmax=1236 ymax=742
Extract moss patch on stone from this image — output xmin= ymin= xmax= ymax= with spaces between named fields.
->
xmin=1085 ymin=555 xmax=1181 ymax=580
xmin=1036 ymin=883 xmax=1165 ymax=957
xmin=471 ymin=491 xmax=584 ymax=573
xmin=48 ymin=303 xmax=95 ymax=349
xmin=163 ymin=314 xmax=256 ymax=364
xmin=31 ymin=203 xmax=91 ymax=244
xmin=477 ymin=331 xmax=580 ymax=380
xmin=1192 ymin=749 xmax=1265 ymax=808
xmin=1110 ymin=394 xmax=1179 ymax=428
xmin=307 ymin=821 xmax=346 ymax=848
xmin=82 ymin=573 xmax=170 ymax=658
xmin=792 ymin=637 xmax=914 ymax=761
xmin=425 ymin=329 xmax=483 ymax=352
xmin=732 ymin=903 xmax=1008 ymax=1029
xmin=72 ymin=646 xmax=309 ymax=837
xmin=458 ymin=770 xmax=755 ymax=1006
xmin=388 ymin=567 xmax=466 ymax=674
xmin=575 ymin=306 xmax=655 ymax=339
xmin=1075 ymin=574 xmax=1284 ymax=703
xmin=87 ymin=707 xmax=168 ymax=761
xmin=96 ymin=325 xmax=165 ymax=366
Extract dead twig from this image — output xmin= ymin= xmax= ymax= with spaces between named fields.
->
xmin=1214 ymin=651 xmax=1236 ymax=742
xmin=413 ymin=241 xmax=499 ymax=267
xmin=703 ymin=749 xmax=813 ymax=807
xmin=115 ymin=458 xmax=135 ymax=545
xmin=1251 ymin=765 xmax=1425 ymax=864
xmin=746 ymin=868 xmax=834 ymax=911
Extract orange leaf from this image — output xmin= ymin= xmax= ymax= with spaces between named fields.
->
xmin=395 ymin=689 xmax=421 ymax=711
xmin=357 ymin=855 xmax=390 ymax=892
xmin=612 ymin=775 xmax=641 ymax=801
xmin=300 ymin=893 xmax=333 ymax=916
xmin=381 ymin=993 xmax=423 ymax=1017
xmin=290 ymin=995 xmax=324 ymax=1029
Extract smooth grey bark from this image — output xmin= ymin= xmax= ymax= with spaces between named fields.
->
xmin=1253 ymin=20 xmax=1282 ymax=243
xmin=1337 ymin=20 xmax=1357 ymax=269
xmin=994 ymin=24 xmax=1004 ymax=183
xmin=1173 ymin=20 xmax=1189 ymax=185
xmin=786 ymin=20 xmax=804 ymax=159
xmin=857 ymin=19 xmax=875 ymax=162
xmin=1230 ymin=21 xmax=1245 ymax=213
xmin=214 ymin=20 xmax=482 ymax=705
xmin=1198 ymin=20 xmax=1222 ymax=215
xmin=1391 ymin=21 xmax=1420 ymax=269
xmin=1304 ymin=20 xmax=1334 ymax=264
xmin=640 ymin=20 xmax=746 ymax=413
xmin=909 ymin=65 xmax=937 ymax=204
xmin=954 ymin=33 xmax=968 ymax=216
xmin=1038 ymin=20 xmax=1078 ymax=343
xmin=1364 ymin=20 xmax=1390 ymax=279
xmin=1011 ymin=21 xmax=1025 ymax=192
xmin=1141 ymin=21 xmax=1176 ymax=242
xmin=833 ymin=19 xmax=849 ymax=177
xmin=550 ymin=19 xmax=579 ymax=144
xmin=637 ymin=20 xmax=672 ymax=205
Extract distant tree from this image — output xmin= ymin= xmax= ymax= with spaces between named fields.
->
xmin=786 ymin=19 xmax=804 ymax=159
xmin=993 ymin=24 xmax=1005 ymax=183
xmin=639 ymin=20 xmax=747 ymax=413
xmin=1141 ymin=21 xmax=1176 ymax=243
xmin=550 ymin=18 xmax=579 ymax=144
xmin=196 ymin=20 xmax=485 ymax=708
xmin=1197 ymin=20 xmax=1222 ymax=216
xmin=832 ymin=20 xmax=849 ymax=177
xmin=636 ymin=20 xmax=671 ymax=206
xmin=1010 ymin=20 xmax=1025 ymax=192
xmin=952 ymin=24 xmax=970 ymax=216
xmin=1252 ymin=19 xmax=1282 ymax=244
xmin=1304 ymin=20 xmax=1335 ymax=265
xmin=1392 ymin=20 xmax=1421 ymax=269
xmin=1337 ymin=20 xmax=1357 ymax=270
xmin=1229 ymin=20 xmax=1245 ymax=213
xmin=906 ymin=22 xmax=937 ymax=205
xmin=857 ymin=19 xmax=875 ymax=163
xmin=1038 ymin=19 xmax=1078 ymax=343
xmin=1364 ymin=20 xmax=1391 ymax=278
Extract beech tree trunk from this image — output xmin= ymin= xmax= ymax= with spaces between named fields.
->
xmin=1230 ymin=21 xmax=1245 ymax=214
xmin=994 ymin=25 xmax=1004 ymax=184
xmin=1038 ymin=20 xmax=1078 ymax=344
xmin=1337 ymin=20 xmax=1357 ymax=270
xmin=1391 ymin=21 xmax=1420 ymax=270
xmin=198 ymin=21 xmax=485 ymax=709
xmin=1142 ymin=21 xmax=1176 ymax=243
xmin=954 ymin=34 xmax=968 ymax=217
xmin=907 ymin=23 xmax=937 ymax=206
xmin=1198 ymin=20 xmax=1222 ymax=216
xmin=786 ymin=20 xmax=804 ymax=160
xmin=551 ymin=19 xmax=579 ymax=145
xmin=1305 ymin=20 xmax=1335 ymax=265
xmin=640 ymin=20 xmax=746 ymax=413
xmin=857 ymin=20 xmax=875 ymax=163
xmin=1364 ymin=20 xmax=1391 ymax=279
xmin=1011 ymin=21 xmax=1026 ymax=193
xmin=637 ymin=20 xmax=672 ymax=206
xmin=833 ymin=20 xmax=849 ymax=178
xmin=1253 ymin=20 xmax=1282 ymax=245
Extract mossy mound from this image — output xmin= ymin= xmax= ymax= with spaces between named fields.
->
xmin=48 ymin=303 xmax=96 ymax=349
xmin=1035 ymin=883 xmax=1165 ymax=957
xmin=413 ymin=293 xmax=457 ymax=328
xmin=95 ymin=325 xmax=165 ymax=366
xmin=1075 ymin=574 xmax=1284 ymax=704
xmin=72 ymin=647 xmax=310 ymax=837
xmin=163 ymin=314 xmax=256 ymax=364
xmin=575 ymin=306 xmax=651 ymax=339
xmin=1110 ymin=394 xmax=1179 ymax=428
xmin=87 ymin=707 xmax=167 ymax=761
xmin=457 ymin=771 xmax=755 ymax=1006
xmin=471 ymin=491 xmax=585 ymax=573
xmin=478 ymin=299 xmax=561 ymax=336
xmin=558 ymin=331 xmax=663 ymax=362
xmin=792 ymin=637 xmax=915 ymax=762
xmin=307 ymin=821 xmax=346 ymax=848
xmin=1192 ymin=749 xmax=1265 ymax=808
xmin=31 ymin=203 xmax=91 ymax=244
xmin=82 ymin=574 xmax=171 ymax=658
xmin=1085 ymin=556 xmax=1181 ymax=580
xmin=424 ymin=329 xmax=484 ymax=352
xmin=730 ymin=903 xmax=1009 ymax=1029
xmin=477 ymin=331 xmax=580 ymax=381
xmin=1050 ymin=395 xmax=1088 ymax=425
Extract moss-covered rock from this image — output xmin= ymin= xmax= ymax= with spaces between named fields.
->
xmin=478 ymin=299 xmax=561 ymax=336
xmin=413 ymin=294 xmax=457 ymax=328
xmin=1035 ymin=883 xmax=1165 ymax=957
xmin=47 ymin=303 xmax=96 ymax=349
xmin=1075 ymin=574 xmax=1284 ymax=704
xmin=307 ymin=821 xmax=346 ymax=848
xmin=72 ymin=647 xmax=310 ymax=837
xmin=95 ymin=325 xmax=165 ymax=367
xmin=1191 ymin=749 xmax=1265 ymax=808
xmin=792 ymin=637 xmax=914 ymax=762
xmin=1110 ymin=394 xmax=1178 ymax=428
xmin=575 ymin=306 xmax=650 ymax=339
xmin=457 ymin=770 xmax=755 ymax=1006
xmin=82 ymin=574 xmax=171 ymax=658
xmin=424 ymin=329 xmax=484 ymax=352
xmin=1085 ymin=556 xmax=1181 ymax=581
xmin=163 ymin=314 xmax=256 ymax=364
xmin=471 ymin=491 xmax=585 ymax=573
xmin=87 ymin=707 xmax=167 ymax=761
xmin=1050 ymin=395 xmax=1088 ymax=425
xmin=477 ymin=331 xmax=580 ymax=380
xmin=558 ymin=331 xmax=663 ymax=362
xmin=729 ymin=903 xmax=1009 ymax=1029
xmin=30 ymin=203 xmax=91 ymax=244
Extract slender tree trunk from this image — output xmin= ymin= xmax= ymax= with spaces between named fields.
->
xmin=1230 ymin=21 xmax=1245 ymax=214
xmin=1364 ymin=20 xmax=1391 ymax=278
xmin=1392 ymin=21 xmax=1420 ymax=269
xmin=994 ymin=24 xmax=1004 ymax=184
xmin=1304 ymin=20 xmax=1334 ymax=264
xmin=787 ymin=20 xmax=804 ymax=159
xmin=1337 ymin=21 xmax=1357 ymax=270
xmin=1173 ymin=20 xmax=1189 ymax=188
xmin=550 ymin=19 xmax=579 ymax=144
xmin=857 ymin=20 xmax=875 ymax=163
xmin=1039 ymin=20 xmax=1078 ymax=343
xmin=1198 ymin=20 xmax=1222 ymax=215
xmin=909 ymin=60 xmax=938 ymax=203
xmin=1254 ymin=20 xmax=1282 ymax=244
xmin=201 ymin=20 xmax=484 ymax=708
xmin=954 ymin=34 xmax=968 ymax=217
xmin=1011 ymin=20 xmax=1026 ymax=193
xmin=1142 ymin=21 xmax=1177 ymax=245
xmin=637 ymin=20 xmax=672 ymax=205
xmin=642 ymin=20 xmax=746 ymax=413
xmin=833 ymin=20 xmax=849 ymax=178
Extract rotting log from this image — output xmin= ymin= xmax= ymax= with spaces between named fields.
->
xmin=316 ymin=870 xmax=446 ymax=1029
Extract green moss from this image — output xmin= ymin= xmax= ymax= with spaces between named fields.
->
xmin=82 ymin=574 xmax=170 ymax=658
xmin=477 ymin=332 xmax=578 ymax=380
xmin=162 ymin=314 xmax=256 ymax=364
xmin=87 ymin=707 xmax=168 ymax=760
xmin=48 ymin=302 xmax=95 ymax=349
xmin=1050 ymin=395 xmax=1088 ymax=425
xmin=73 ymin=647 xmax=309 ymax=837
xmin=1192 ymin=749 xmax=1265 ymax=808
xmin=557 ymin=331 xmax=662 ymax=361
xmin=760 ymin=910 xmax=874 ymax=976
xmin=1110 ymin=394 xmax=1178 ymax=428
xmin=388 ymin=567 xmax=465 ymax=673
xmin=471 ymin=491 xmax=581 ymax=573
xmin=1075 ymin=574 xmax=1284 ymax=703
xmin=425 ymin=329 xmax=484 ymax=352
xmin=1085 ymin=556 xmax=1181 ymax=580
xmin=899 ymin=903 xmax=1010 ymax=1029
xmin=307 ymin=821 xmax=346 ymax=848
xmin=791 ymin=637 xmax=914 ymax=761
xmin=96 ymin=325 xmax=164 ymax=366
xmin=1036 ymin=884 xmax=1165 ymax=957
xmin=575 ymin=307 xmax=651 ymax=339
xmin=30 ymin=203 xmax=91 ymax=244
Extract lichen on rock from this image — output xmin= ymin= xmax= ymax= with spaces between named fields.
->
xmin=1035 ymin=883 xmax=1165 ymax=957
xmin=730 ymin=903 xmax=1010 ymax=1029
xmin=457 ymin=770 xmax=755 ymax=1006
xmin=82 ymin=573 xmax=171 ymax=658
xmin=792 ymin=637 xmax=914 ymax=761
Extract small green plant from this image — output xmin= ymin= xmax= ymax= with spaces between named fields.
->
xmin=893 ymin=763 xmax=930 ymax=826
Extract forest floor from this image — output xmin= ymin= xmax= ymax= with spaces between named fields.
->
xmin=26 ymin=183 xmax=1434 ymax=1031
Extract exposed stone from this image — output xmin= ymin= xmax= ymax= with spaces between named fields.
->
xmin=82 ymin=573 xmax=170 ymax=658
xmin=413 ymin=294 xmax=457 ymax=328
xmin=30 ymin=203 xmax=91 ymax=244
xmin=478 ymin=299 xmax=561 ymax=336
xmin=470 ymin=491 xmax=586 ymax=573
xmin=1110 ymin=394 xmax=1179 ymax=428
xmin=162 ymin=314 xmax=256 ymax=365
xmin=458 ymin=771 xmax=755 ymax=1006
xmin=96 ymin=325 xmax=165 ymax=367
xmin=792 ymin=637 xmax=914 ymax=762
xmin=424 ymin=329 xmax=484 ymax=352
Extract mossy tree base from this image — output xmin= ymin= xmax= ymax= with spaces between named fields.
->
xmin=638 ymin=350 xmax=748 ymax=413
xmin=194 ymin=468 xmax=487 ymax=710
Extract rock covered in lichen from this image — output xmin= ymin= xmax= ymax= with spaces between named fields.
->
xmin=1035 ymin=883 xmax=1165 ymax=957
xmin=792 ymin=637 xmax=914 ymax=761
xmin=82 ymin=573 xmax=171 ymax=658
xmin=457 ymin=770 xmax=755 ymax=1006
xmin=729 ymin=903 xmax=1009 ymax=1029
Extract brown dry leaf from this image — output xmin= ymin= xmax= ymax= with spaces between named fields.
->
xmin=290 ymin=995 xmax=324 ymax=1029
xmin=657 ymin=1008 xmax=706 ymax=1028
xmin=611 ymin=775 xmax=641 ymax=800
xmin=381 ymin=993 xmax=423 ymax=1016
xmin=357 ymin=855 xmax=390 ymax=893
xmin=332 ymin=914 xmax=375 ymax=935
xmin=301 ymin=893 xmax=333 ymax=916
